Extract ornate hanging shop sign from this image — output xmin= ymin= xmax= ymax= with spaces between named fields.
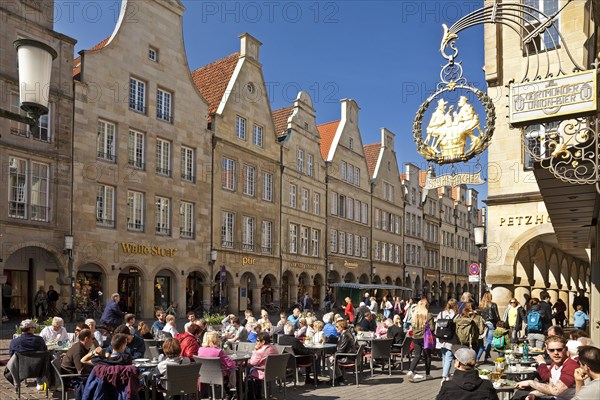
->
xmin=413 ymin=25 xmax=496 ymax=165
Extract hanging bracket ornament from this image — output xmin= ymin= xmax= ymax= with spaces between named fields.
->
xmin=413 ymin=24 xmax=495 ymax=165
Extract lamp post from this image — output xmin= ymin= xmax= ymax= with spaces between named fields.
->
xmin=474 ymin=225 xmax=486 ymax=303
xmin=64 ymin=235 xmax=74 ymax=322
xmin=0 ymin=40 xmax=57 ymax=126
xmin=209 ymin=249 xmax=217 ymax=311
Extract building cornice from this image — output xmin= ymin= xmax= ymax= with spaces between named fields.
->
xmin=484 ymin=191 xmax=543 ymax=206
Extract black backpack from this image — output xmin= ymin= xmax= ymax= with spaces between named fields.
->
xmin=435 ymin=311 xmax=456 ymax=340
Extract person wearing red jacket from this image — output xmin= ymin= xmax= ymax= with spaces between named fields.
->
xmin=515 ymin=335 xmax=578 ymax=400
xmin=344 ymin=297 xmax=355 ymax=323
xmin=176 ymin=323 xmax=201 ymax=360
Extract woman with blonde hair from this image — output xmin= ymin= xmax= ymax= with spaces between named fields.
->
xmin=197 ymin=331 xmax=236 ymax=395
xmin=502 ymin=298 xmax=526 ymax=343
xmin=344 ymin=297 xmax=355 ymax=323
xmin=407 ymin=299 xmax=435 ymax=382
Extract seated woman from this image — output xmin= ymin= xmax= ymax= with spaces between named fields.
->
xmin=137 ymin=321 xmax=154 ymax=340
xmin=176 ymin=324 xmax=201 ymax=360
xmin=197 ymin=331 xmax=237 ymax=393
xmin=154 ymin=338 xmax=190 ymax=391
xmin=248 ymin=332 xmax=278 ymax=380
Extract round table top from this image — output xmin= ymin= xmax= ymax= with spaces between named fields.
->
xmin=304 ymin=343 xmax=337 ymax=349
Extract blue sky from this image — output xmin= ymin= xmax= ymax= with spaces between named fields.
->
xmin=55 ymin=0 xmax=488 ymax=200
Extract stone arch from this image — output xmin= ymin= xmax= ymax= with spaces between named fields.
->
xmin=281 ymin=270 xmax=295 ymax=309
xmin=559 ymin=257 xmax=569 ymax=289
xmin=414 ymin=275 xmax=422 ymax=296
xmin=344 ymin=272 xmax=356 ymax=283
xmin=372 ymin=275 xmax=382 ymax=284
xmin=547 ymin=249 xmax=560 ymax=288
xmin=503 ymin=225 xmax=555 ymax=274
xmin=76 ymin=262 xmax=107 ymax=311
xmin=394 ymin=277 xmax=402 ymax=287
xmin=261 ymin=273 xmax=277 ymax=307
xmin=358 ymin=273 xmax=369 ymax=284
xmin=448 ymin=282 xmax=454 ymax=299
xmin=569 ymin=262 xmax=578 ymax=290
xmin=239 ymin=271 xmax=258 ymax=311
xmin=328 ymin=269 xmax=341 ymax=284
xmin=384 ymin=276 xmax=393 ymax=285
xmin=532 ymin=245 xmax=548 ymax=287
xmin=440 ymin=281 xmax=447 ymax=302
xmin=405 ymin=275 xmax=412 ymax=293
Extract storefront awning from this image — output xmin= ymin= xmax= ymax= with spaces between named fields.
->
xmin=330 ymin=282 xmax=413 ymax=291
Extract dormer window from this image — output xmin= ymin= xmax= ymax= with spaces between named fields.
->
xmin=148 ymin=47 xmax=158 ymax=62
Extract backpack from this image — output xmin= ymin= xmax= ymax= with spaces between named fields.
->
xmin=527 ymin=310 xmax=543 ymax=333
xmin=492 ymin=334 xmax=505 ymax=349
xmin=435 ymin=312 xmax=456 ymax=340
xmin=455 ymin=317 xmax=475 ymax=346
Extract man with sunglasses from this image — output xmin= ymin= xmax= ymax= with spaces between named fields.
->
xmin=514 ymin=335 xmax=578 ymax=400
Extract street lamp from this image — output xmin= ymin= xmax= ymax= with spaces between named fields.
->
xmin=474 ymin=225 xmax=486 ymax=302
xmin=0 ymin=40 xmax=58 ymax=126
xmin=208 ymin=249 xmax=217 ymax=311
xmin=64 ymin=235 xmax=74 ymax=322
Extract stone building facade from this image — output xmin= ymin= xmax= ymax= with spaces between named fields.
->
xmin=0 ymin=0 xmax=76 ymax=318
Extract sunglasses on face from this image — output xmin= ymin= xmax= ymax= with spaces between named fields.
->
xmin=547 ymin=347 xmax=564 ymax=353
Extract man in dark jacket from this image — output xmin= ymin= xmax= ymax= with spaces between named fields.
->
xmin=359 ymin=311 xmax=377 ymax=332
xmin=278 ymin=322 xmax=319 ymax=383
xmin=436 ymin=346 xmax=498 ymax=400
xmin=539 ymin=291 xmax=553 ymax=332
xmin=100 ymin=293 xmax=124 ymax=330
xmin=104 ymin=325 xmax=145 ymax=360
xmin=354 ymin=302 xmax=369 ymax=326
xmin=328 ymin=320 xmax=356 ymax=385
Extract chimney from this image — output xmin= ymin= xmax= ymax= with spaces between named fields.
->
xmin=381 ymin=128 xmax=395 ymax=149
xmin=340 ymin=99 xmax=359 ymax=125
xmin=239 ymin=33 xmax=262 ymax=61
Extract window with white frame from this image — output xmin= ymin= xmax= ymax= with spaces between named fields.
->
xmin=33 ymin=110 xmax=50 ymax=142
xmin=354 ymin=168 xmax=360 ymax=186
xmin=301 ymin=188 xmax=309 ymax=212
xmin=30 ymin=162 xmax=49 ymax=222
xmin=307 ymin=154 xmax=313 ymax=177
xmin=289 ymin=224 xmax=298 ymax=254
xmin=222 ymin=158 xmax=236 ymax=191
xmin=261 ymin=221 xmax=272 ymax=253
xmin=96 ymin=184 xmax=115 ymax=227
xmin=236 ymin=115 xmax=246 ymax=140
xmin=339 ymin=195 xmax=346 ymax=218
xmin=395 ymin=215 xmax=401 ymax=234
xmin=347 ymin=197 xmax=353 ymax=220
xmin=389 ymin=244 xmax=394 ymax=263
xmin=347 ymin=164 xmax=353 ymax=184
xmin=405 ymin=244 xmax=410 ymax=264
xmin=382 ymin=211 xmax=388 ymax=231
xmin=155 ymin=196 xmax=171 ymax=235
xmin=127 ymin=190 xmax=144 ymax=231
xmin=361 ymin=237 xmax=367 ymax=258
xmin=148 ymin=47 xmax=158 ymax=62
xmin=311 ymin=229 xmax=320 ymax=257
xmin=524 ymin=0 xmax=559 ymax=53
xmin=341 ymin=161 xmax=346 ymax=181
xmin=375 ymin=208 xmax=381 ymax=229
xmin=330 ymin=229 xmax=337 ymax=253
xmin=156 ymin=88 xmax=172 ymax=122
xmin=253 ymin=125 xmax=263 ymax=147
xmin=242 ymin=216 xmax=255 ymax=251
xmin=354 ymin=199 xmax=360 ymax=222
xmin=180 ymin=201 xmax=194 ymax=239
xmin=97 ymin=120 xmax=116 ymax=161
xmin=331 ymin=192 xmax=338 ymax=215
xmin=243 ymin=165 xmax=256 ymax=196
xmin=381 ymin=242 xmax=387 ymax=262
xmin=300 ymin=226 xmax=309 ymax=255
xmin=181 ymin=146 xmax=195 ymax=182
xmin=129 ymin=77 xmax=146 ymax=113
xmin=374 ymin=241 xmax=380 ymax=260
xmin=313 ymin=192 xmax=320 ymax=215
xmin=347 ymin=233 xmax=353 ymax=256
xmin=383 ymin=181 xmax=394 ymax=202
xmin=262 ymin=172 xmax=273 ymax=202
xmin=9 ymin=94 xmax=49 ymax=141
xmin=156 ymin=139 xmax=171 ymax=176
xmin=354 ymin=235 xmax=360 ymax=257
xmin=289 ymin=184 xmax=297 ymax=208
xmin=297 ymin=149 xmax=304 ymax=174
xmin=221 ymin=211 xmax=235 ymax=248
xmin=128 ymin=130 xmax=145 ymax=169
xmin=395 ymin=245 xmax=400 ymax=264
xmin=362 ymin=203 xmax=368 ymax=224
xmin=339 ymin=231 xmax=346 ymax=254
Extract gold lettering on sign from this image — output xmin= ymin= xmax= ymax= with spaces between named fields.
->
xmin=499 ymin=214 xmax=551 ymax=226
xmin=120 ymin=243 xmax=176 ymax=257
xmin=242 ymin=257 xmax=256 ymax=266
xmin=290 ymin=262 xmax=319 ymax=270
xmin=344 ymin=261 xmax=359 ymax=269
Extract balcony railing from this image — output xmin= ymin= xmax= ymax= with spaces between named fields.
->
xmin=157 ymin=111 xmax=172 ymax=123
xmin=128 ymin=159 xmax=145 ymax=170
xmin=156 ymin=166 xmax=171 ymax=176
xmin=180 ymin=229 xmax=194 ymax=239
xmin=156 ymin=226 xmax=171 ymax=236
xmin=128 ymin=221 xmax=144 ymax=231
xmin=96 ymin=217 xmax=115 ymax=227
xmin=97 ymin=151 xmax=116 ymax=162
xmin=129 ymin=102 xmax=146 ymax=114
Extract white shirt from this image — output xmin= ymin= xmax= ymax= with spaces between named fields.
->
xmin=162 ymin=323 xmax=179 ymax=337
xmin=40 ymin=325 xmax=69 ymax=342
xmin=550 ymin=363 xmax=563 ymax=385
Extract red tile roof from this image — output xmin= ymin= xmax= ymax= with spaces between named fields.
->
xmin=73 ymin=36 xmax=111 ymax=78
xmin=363 ymin=143 xmax=380 ymax=179
xmin=317 ymin=120 xmax=340 ymax=160
xmin=191 ymin=52 xmax=239 ymax=116
xmin=272 ymin=106 xmax=294 ymax=138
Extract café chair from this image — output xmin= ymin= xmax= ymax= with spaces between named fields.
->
xmin=236 ymin=342 xmax=255 ymax=354
xmin=5 ymin=350 xmax=52 ymax=398
xmin=143 ymin=340 xmax=158 ymax=359
xmin=196 ymin=357 xmax=226 ymax=400
xmin=261 ymin=353 xmax=291 ymax=399
xmin=364 ymin=338 xmax=393 ymax=376
xmin=51 ymin=356 xmax=82 ymax=400
xmin=391 ymin=336 xmax=412 ymax=371
xmin=163 ymin=363 xmax=201 ymax=399
xmin=148 ymin=346 xmax=160 ymax=360
xmin=333 ymin=344 xmax=365 ymax=387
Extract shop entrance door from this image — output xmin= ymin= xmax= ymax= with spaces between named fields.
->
xmin=118 ymin=268 xmax=141 ymax=315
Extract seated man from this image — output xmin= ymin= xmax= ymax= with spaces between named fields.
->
xmin=436 ymin=346 xmax=497 ymax=400
xmin=40 ymin=316 xmax=69 ymax=343
xmin=322 ymin=312 xmax=339 ymax=340
xmin=225 ymin=317 xmax=248 ymax=344
xmin=62 ymin=329 xmax=94 ymax=375
xmin=359 ymin=311 xmax=377 ymax=333
xmin=573 ymin=345 xmax=600 ymax=400
xmin=278 ymin=322 xmax=319 ymax=384
xmin=104 ymin=325 xmax=145 ymax=360
xmin=514 ymin=335 xmax=578 ymax=400
xmin=8 ymin=319 xmax=47 ymax=391
xmin=151 ymin=310 xmax=166 ymax=337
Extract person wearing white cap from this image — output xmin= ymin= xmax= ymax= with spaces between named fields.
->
xmin=9 ymin=319 xmax=47 ymax=391
xmin=436 ymin=345 xmax=498 ymax=400
xmin=40 ymin=316 xmax=69 ymax=342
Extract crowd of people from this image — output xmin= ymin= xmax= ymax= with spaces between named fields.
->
xmin=4 ymin=288 xmax=598 ymax=400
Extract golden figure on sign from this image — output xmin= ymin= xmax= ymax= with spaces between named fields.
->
xmin=425 ymin=96 xmax=482 ymax=159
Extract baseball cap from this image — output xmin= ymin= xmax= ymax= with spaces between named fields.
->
xmin=454 ymin=346 xmax=477 ymax=365
xmin=20 ymin=319 xmax=37 ymax=329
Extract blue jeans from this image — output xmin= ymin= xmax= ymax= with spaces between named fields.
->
xmin=441 ymin=347 xmax=453 ymax=378
xmin=477 ymin=322 xmax=495 ymax=361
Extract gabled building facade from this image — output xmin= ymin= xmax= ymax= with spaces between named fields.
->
xmin=401 ymin=164 xmax=424 ymax=295
xmin=72 ymin=0 xmax=211 ymax=318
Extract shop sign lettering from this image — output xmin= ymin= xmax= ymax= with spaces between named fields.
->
xmin=499 ymin=214 xmax=550 ymax=227
xmin=242 ymin=257 xmax=256 ymax=266
xmin=290 ymin=262 xmax=319 ymax=270
xmin=120 ymin=243 xmax=176 ymax=257
xmin=344 ymin=260 xmax=359 ymax=269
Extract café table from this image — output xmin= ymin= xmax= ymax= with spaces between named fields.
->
xmin=503 ymin=365 xmax=538 ymax=382
xmin=228 ymin=352 xmax=251 ymax=400
xmin=303 ymin=343 xmax=337 ymax=376
xmin=493 ymin=381 xmax=517 ymax=400
xmin=134 ymin=358 xmax=160 ymax=400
